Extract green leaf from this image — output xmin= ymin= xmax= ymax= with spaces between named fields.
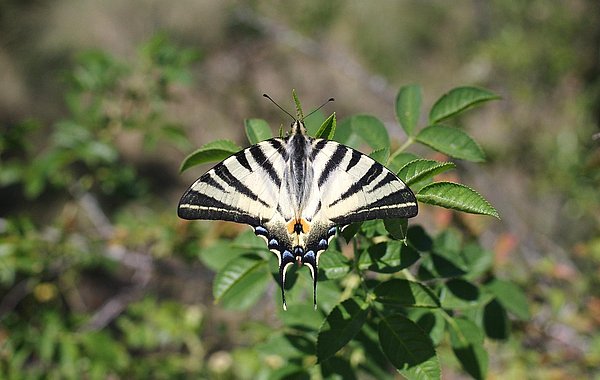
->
xmin=396 ymin=85 xmax=422 ymax=136
xmin=284 ymin=333 xmax=315 ymax=355
xmin=461 ymin=243 xmax=494 ymax=280
xmin=355 ymin=323 xmax=395 ymax=380
xmin=341 ymin=223 xmax=361 ymax=243
xmin=198 ymin=230 xmax=269 ymax=271
xmin=179 ymin=140 xmax=241 ymax=172
xmin=361 ymin=220 xmax=387 ymax=238
xmin=398 ymin=159 xmax=456 ymax=186
xmin=315 ymin=113 xmax=336 ymax=139
xmin=315 ymin=280 xmax=344 ymax=314
xmin=317 ymin=298 xmax=370 ymax=361
xmin=280 ymin=304 xmax=325 ymax=331
xmin=270 ymin=365 xmax=311 ymax=380
xmin=213 ymin=254 xmax=270 ymax=310
xmin=483 ymin=299 xmax=510 ymax=340
xmin=440 ymin=279 xmax=492 ymax=310
xmin=293 ymin=89 xmax=304 ymax=120
xmin=40 ymin=313 xmax=60 ymax=363
xmin=378 ymin=314 xmax=440 ymax=379
xmin=244 ymin=119 xmax=272 ymax=144
xmin=448 ymin=317 xmax=488 ymax=380
xmin=420 ymin=230 xmax=469 ymax=279
xmin=407 ymin=225 xmax=433 ymax=252
xmin=198 ymin=241 xmax=246 ymax=272
xmin=321 ymin=357 xmax=357 ymax=380
xmin=410 ymin=310 xmax=446 ymax=346
xmin=373 ymin=279 xmax=440 ymax=308
xmin=383 ymin=218 xmax=408 ymax=241
xmin=256 ymin=333 xmax=307 ymax=359
xmin=484 ymin=279 xmax=530 ymax=320
xmin=416 ymin=125 xmax=485 ymax=162
xmin=358 ymin=241 xmax=419 ymax=273
xmin=369 ymin=147 xmax=390 ymax=165
xmin=161 ymin=124 xmax=192 ymax=150
xmin=343 ymin=115 xmax=390 ymax=150
xmin=318 ymin=249 xmax=350 ymax=280
xmin=433 ymin=228 xmax=462 ymax=256
xmin=429 ymin=86 xmax=500 ymax=124
xmin=352 ymin=115 xmax=390 ymax=149
xmin=387 ymin=152 xmax=420 ymax=173
xmin=305 ymin=110 xmax=325 ymax=136
xmin=417 ymin=182 xmax=499 ymax=218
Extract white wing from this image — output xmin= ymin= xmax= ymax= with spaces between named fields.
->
xmin=310 ymin=139 xmax=418 ymax=226
xmin=178 ymin=138 xmax=288 ymax=226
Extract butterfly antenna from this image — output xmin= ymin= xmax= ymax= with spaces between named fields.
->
xmin=263 ymin=93 xmax=295 ymax=121
xmin=305 ymin=97 xmax=335 ymax=119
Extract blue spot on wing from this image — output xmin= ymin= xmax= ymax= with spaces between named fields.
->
xmin=254 ymin=225 xmax=268 ymax=236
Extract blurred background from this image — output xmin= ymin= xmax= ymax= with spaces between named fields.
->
xmin=1 ymin=1 xmax=599 ymax=378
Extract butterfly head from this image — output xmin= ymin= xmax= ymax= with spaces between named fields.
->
xmin=290 ymin=120 xmax=307 ymax=136
xmin=263 ymin=92 xmax=334 ymax=138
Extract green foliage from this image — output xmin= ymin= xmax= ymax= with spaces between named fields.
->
xmin=0 ymin=32 xmax=525 ymax=378
xmin=417 ymin=182 xmax=499 ymax=218
xmin=335 ymin=114 xmax=390 ymax=150
xmin=0 ymin=35 xmax=206 ymax=378
xmin=428 ymin=87 xmax=500 ymax=124
xmin=1 ymin=34 xmax=198 ymax=200
xmin=416 ymin=125 xmax=486 ymax=162
xmin=398 ymin=159 xmax=456 ymax=186
xmin=179 ymin=140 xmax=242 ymax=172
xmin=396 ymin=84 xmax=422 ymax=136
xmin=315 ymin=112 xmax=337 ymax=140
xmin=178 ymin=85 xmax=523 ymax=379
xmin=244 ymin=118 xmax=272 ymax=144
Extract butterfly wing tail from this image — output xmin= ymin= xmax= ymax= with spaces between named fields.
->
xmin=301 ymin=250 xmax=318 ymax=310
xmin=279 ymin=249 xmax=295 ymax=310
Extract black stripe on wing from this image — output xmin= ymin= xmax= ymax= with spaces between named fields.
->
xmin=234 ymin=150 xmax=253 ymax=171
xmin=368 ymin=172 xmax=398 ymax=193
xmin=178 ymin=190 xmax=261 ymax=225
xmin=330 ymin=188 xmax=418 ymax=225
xmin=318 ymin=144 xmax=348 ymax=186
xmin=311 ymin=139 xmax=328 ymax=160
xmin=345 ymin=149 xmax=361 ymax=171
xmin=249 ymin=144 xmax=282 ymax=188
xmin=329 ymin=161 xmax=383 ymax=207
xmin=213 ymin=164 xmax=270 ymax=207
xmin=321 ymin=146 xmax=418 ymax=224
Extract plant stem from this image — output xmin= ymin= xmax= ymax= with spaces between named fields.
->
xmin=388 ymin=137 xmax=414 ymax=164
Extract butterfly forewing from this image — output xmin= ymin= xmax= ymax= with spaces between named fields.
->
xmin=310 ymin=139 xmax=418 ymax=225
xmin=178 ymin=139 xmax=288 ymax=225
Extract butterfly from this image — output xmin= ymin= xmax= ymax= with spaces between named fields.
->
xmin=178 ymin=97 xmax=418 ymax=310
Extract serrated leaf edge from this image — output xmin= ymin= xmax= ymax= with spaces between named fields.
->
xmin=398 ymin=159 xmax=456 ymax=185
xmin=416 ymin=125 xmax=486 ymax=162
xmin=417 ymin=181 xmax=500 ymax=219
xmin=429 ymin=86 xmax=501 ymax=124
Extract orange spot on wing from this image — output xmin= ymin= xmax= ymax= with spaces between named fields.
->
xmin=300 ymin=218 xmax=311 ymax=233
xmin=286 ymin=218 xmax=312 ymax=234
xmin=286 ymin=220 xmax=296 ymax=234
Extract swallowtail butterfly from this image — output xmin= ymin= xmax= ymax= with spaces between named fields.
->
xmin=178 ymin=96 xmax=418 ymax=309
